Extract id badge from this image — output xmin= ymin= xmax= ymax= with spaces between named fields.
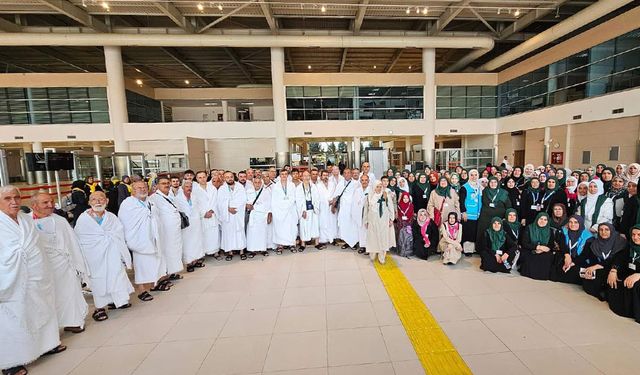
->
xmin=444 ymin=203 xmax=449 ymax=208
xmin=516 ymin=202 xmax=520 ymax=206
xmin=531 ymin=205 xmax=538 ymax=210
xmin=630 ymin=263 xmax=637 ymax=271
xmin=496 ymin=250 xmax=503 ymax=255
xmin=306 ymin=200 xmax=314 ymax=210
xmin=402 ymin=215 xmax=408 ymax=220
xmin=489 ymin=203 xmax=495 ymax=208
xmin=422 ymin=194 xmax=427 ymax=199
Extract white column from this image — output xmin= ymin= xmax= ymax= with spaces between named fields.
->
xmin=22 ymin=143 xmax=34 ymax=184
xmin=104 ymin=46 xmax=129 ymax=153
xmin=353 ymin=137 xmax=361 ymax=167
xmin=422 ymin=48 xmax=436 ymax=167
xmin=565 ymin=124 xmax=572 ymax=168
xmin=92 ymin=142 xmax=103 ymax=184
xmin=543 ymin=126 xmax=551 ymax=165
xmin=493 ymin=134 xmax=499 ymax=165
xmin=32 ymin=141 xmax=46 ymax=184
xmin=405 ymin=137 xmax=412 ymax=163
xmin=271 ymin=47 xmax=288 ymax=168
xmin=346 ymin=140 xmax=353 ymax=168
xmin=221 ymin=100 xmax=229 ymax=121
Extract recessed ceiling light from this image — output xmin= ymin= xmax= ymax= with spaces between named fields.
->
xmin=308 ymin=65 xmax=312 ymax=70
xmin=406 ymin=7 xmax=410 ymax=14
xmin=217 ymin=3 xmax=223 ymax=11
xmin=197 ymin=3 xmax=204 ymax=12
xmin=321 ymin=5 xmax=326 ymax=13
xmin=422 ymin=7 xmax=428 ymax=15
xmin=408 ymin=65 xmax=412 ymax=70
xmin=204 ymin=102 xmax=218 ymax=106
xmin=101 ymin=2 xmax=109 ymax=11
xmin=241 ymin=102 xmax=254 ymax=105
xmin=373 ymin=65 xmax=376 ymax=69
xmin=135 ymin=79 xmax=143 ymax=85
xmin=514 ymin=9 xmax=520 ymax=17
xmin=184 ymin=80 xmax=190 ymax=84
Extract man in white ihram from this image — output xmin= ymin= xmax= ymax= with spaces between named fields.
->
xmin=31 ymin=191 xmax=88 ymax=334
xmin=217 ymin=171 xmax=247 ymax=260
xmin=352 ymin=174 xmax=371 ymax=253
xmin=271 ymin=169 xmax=298 ymax=253
xmin=75 ymin=191 xmax=134 ymax=322
xmin=335 ymin=168 xmax=358 ymax=250
xmin=192 ymin=170 xmax=221 ymax=258
xmin=245 ymin=175 xmax=272 ymax=256
xmin=0 ymin=186 xmax=66 ymax=375
xmin=149 ymin=175 xmax=184 ymax=280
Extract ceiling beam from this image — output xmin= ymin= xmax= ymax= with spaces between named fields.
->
xmin=499 ymin=1 xmax=569 ymax=40
xmin=429 ymin=0 xmax=471 ymax=35
xmin=154 ymin=1 xmax=194 ymax=33
xmin=385 ymin=49 xmax=403 ymax=73
xmin=259 ymin=0 xmax=278 ymax=33
xmin=198 ymin=0 xmax=258 ymax=33
xmin=353 ymin=0 xmax=370 ymax=34
xmin=161 ymin=47 xmax=215 ymax=86
xmin=223 ymin=47 xmax=256 ymax=84
xmin=33 ymin=46 xmax=93 ymax=72
xmin=0 ymin=17 xmax=21 ymax=32
xmin=468 ymin=7 xmax=498 ymax=36
xmin=339 ymin=49 xmax=348 ymax=72
xmin=126 ymin=63 xmax=172 ymax=88
xmin=38 ymin=0 xmax=109 ymax=32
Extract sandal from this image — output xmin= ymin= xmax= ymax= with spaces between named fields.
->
xmin=225 ymin=254 xmax=233 ymax=261
xmin=290 ymin=247 xmax=298 ymax=253
xmin=358 ymin=248 xmax=366 ymax=254
xmin=92 ymin=309 xmax=108 ymax=322
xmin=194 ymin=260 xmax=205 ymax=267
xmin=44 ymin=345 xmax=67 ymax=356
xmin=169 ymin=273 xmax=183 ymax=280
xmin=298 ymin=246 xmax=305 ymax=252
xmin=150 ymin=282 xmax=171 ymax=292
xmin=247 ymin=253 xmax=255 ymax=259
xmin=107 ymin=303 xmax=132 ymax=310
xmin=315 ymin=244 xmax=327 ymax=250
xmin=186 ymin=265 xmax=195 ymax=272
xmin=63 ymin=326 xmax=85 ymax=334
xmin=262 ymin=251 xmax=270 ymax=256
xmin=2 ymin=365 xmax=27 ymax=375
xmin=240 ymin=254 xmax=247 ymax=260
xmin=138 ymin=291 xmax=154 ymax=302
xmin=341 ymin=244 xmax=350 ymax=249
xmin=276 ymin=247 xmax=283 ymax=255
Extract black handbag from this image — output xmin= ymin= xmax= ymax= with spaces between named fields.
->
xmin=162 ymin=196 xmax=190 ymax=229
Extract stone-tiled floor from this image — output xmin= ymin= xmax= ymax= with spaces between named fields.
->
xmin=28 ymin=246 xmax=640 ymax=375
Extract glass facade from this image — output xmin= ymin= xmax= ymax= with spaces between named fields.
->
xmin=0 ymin=87 xmax=109 ymax=125
xmin=286 ymin=86 xmax=423 ymax=121
xmin=126 ymin=90 xmax=163 ymax=123
xmin=436 ymin=86 xmax=497 ymax=119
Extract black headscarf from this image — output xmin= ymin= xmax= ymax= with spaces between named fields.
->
xmin=589 ymin=223 xmax=627 ymax=261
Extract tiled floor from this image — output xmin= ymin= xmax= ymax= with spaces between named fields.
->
xmin=28 ymin=246 xmax=640 ymax=375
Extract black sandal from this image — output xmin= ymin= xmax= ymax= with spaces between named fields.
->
xmin=276 ymin=247 xmax=283 ymax=255
xmin=169 ymin=273 xmax=183 ymax=280
xmin=358 ymin=248 xmax=366 ymax=254
xmin=150 ymin=282 xmax=171 ymax=292
xmin=2 ymin=365 xmax=27 ymax=375
xmin=44 ymin=345 xmax=67 ymax=356
xmin=186 ymin=265 xmax=195 ymax=272
xmin=195 ymin=260 xmax=205 ymax=267
xmin=240 ymin=254 xmax=247 ymax=260
xmin=108 ymin=303 xmax=132 ymax=309
xmin=298 ymin=246 xmax=305 ymax=252
xmin=341 ymin=244 xmax=350 ymax=249
xmin=138 ymin=291 xmax=154 ymax=302
xmin=92 ymin=309 xmax=108 ymax=322
xmin=247 ymin=253 xmax=255 ymax=259
xmin=225 ymin=254 xmax=233 ymax=261
xmin=290 ymin=247 xmax=298 ymax=253
xmin=262 ymin=251 xmax=270 ymax=256
xmin=63 ymin=326 xmax=85 ymax=334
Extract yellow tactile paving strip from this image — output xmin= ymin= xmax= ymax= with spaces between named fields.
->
xmin=375 ymin=257 xmax=472 ymax=375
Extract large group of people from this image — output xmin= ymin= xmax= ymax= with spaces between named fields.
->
xmin=2 ymin=159 xmax=640 ymax=375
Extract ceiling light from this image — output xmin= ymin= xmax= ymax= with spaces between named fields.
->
xmin=408 ymin=65 xmax=412 ymax=70
xmin=497 ymin=8 xmax=501 ymax=15
xmin=422 ymin=7 xmax=428 ymax=15
xmin=184 ymin=80 xmax=190 ymax=84
xmin=406 ymin=7 xmax=410 ymax=14
xmin=217 ymin=3 xmax=223 ymax=11
xmin=135 ymin=68 xmax=141 ymax=73
xmin=307 ymin=65 xmax=312 ymax=70
xmin=321 ymin=5 xmax=326 ymax=13
xmin=135 ymin=79 xmax=143 ymax=85
xmin=241 ymin=102 xmax=254 ymax=105
xmin=101 ymin=1 xmax=109 ymax=10
xmin=514 ymin=9 xmax=520 ymax=17
xmin=415 ymin=7 xmax=420 ymax=14
xmin=197 ymin=3 xmax=204 ymax=12
xmin=204 ymin=102 xmax=218 ymax=106
xmin=82 ymin=0 xmax=87 ymax=7
xmin=373 ymin=65 xmax=376 ymax=69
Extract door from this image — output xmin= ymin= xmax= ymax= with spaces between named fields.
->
xmin=514 ymin=150 xmax=525 ymax=167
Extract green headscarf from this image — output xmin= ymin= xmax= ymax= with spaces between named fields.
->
xmin=415 ymin=172 xmax=430 ymax=192
xmin=545 ymin=176 xmax=560 ymax=192
xmin=450 ymin=173 xmax=461 ymax=192
xmin=526 ymin=177 xmax=541 ymax=193
xmin=485 ymin=176 xmax=507 ymax=202
xmin=504 ymin=208 xmax=520 ymax=234
xmin=486 ymin=217 xmax=506 ymax=252
xmin=528 ymin=212 xmax=551 ymax=245
xmin=435 ymin=177 xmax=451 ymax=198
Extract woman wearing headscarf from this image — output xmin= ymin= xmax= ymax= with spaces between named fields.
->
xmin=449 ymin=173 xmax=462 ymax=193
xmin=623 ymin=163 xmax=640 ymax=184
xmin=549 ymin=203 xmax=568 ymax=232
xmin=577 ymin=181 xmax=589 ymax=203
xmin=541 ymin=177 xmax=567 ymax=216
xmin=620 ymin=179 xmax=639 ymax=237
xmin=519 ymin=177 xmax=543 ymax=226
xmin=428 ymin=171 xmax=439 ymax=190
xmin=407 ymin=173 xmax=417 ymax=188
xmin=579 ymin=172 xmax=591 ymax=183
xmin=363 ymin=180 xmax=393 ymax=264
xmin=476 ymin=176 xmax=512 ymax=252
xmin=571 ymin=170 xmax=581 ymax=180
xmin=389 ymin=177 xmax=399 ymax=196
xmin=595 ymin=163 xmax=607 ymax=179
xmin=564 ymin=176 xmax=579 ymax=215
xmin=578 ymin=179 xmax=614 ymax=233
xmin=410 ymin=173 xmax=430 ymax=211
xmin=459 ymin=169 xmax=469 ymax=185
xmin=439 ymin=212 xmax=463 ymax=265
xmin=503 ymin=208 xmax=522 ymax=263
xmin=552 ymin=215 xmax=593 ymax=284
xmin=581 ymin=223 xmax=628 ymax=300
xmin=427 ymin=177 xmax=461 ymax=228
xmin=396 ymin=192 xmax=414 ymax=257
xmin=412 ymin=208 xmax=439 ymax=260
xmin=556 ymin=168 xmax=567 ymax=188
xmin=608 ymin=176 xmax=627 ymax=231
xmin=480 ymin=217 xmax=517 ymax=273
xmin=397 ymin=177 xmax=410 ymax=195
xmin=520 ymin=212 xmax=565 ymax=280
xmin=459 ymin=169 xmax=481 ymax=256
xmin=615 ymin=164 xmax=627 ymax=179
xmin=600 ymin=167 xmax=615 ymax=192
xmin=511 ymin=166 xmax=526 ymax=191
xmin=607 ymin=224 xmax=640 ymax=323
xmin=503 ymin=177 xmax=522 ymax=210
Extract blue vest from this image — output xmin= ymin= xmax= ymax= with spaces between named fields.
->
xmin=463 ymin=182 xmax=481 ymax=220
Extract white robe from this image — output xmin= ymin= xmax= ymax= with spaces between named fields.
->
xmin=193 ymin=183 xmax=221 ymax=254
xmin=363 ymin=192 xmax=392 ymax=261
xmin=246 ymin=185 xmax=272 ymax=252
xmin=150 ymin=191 xmax=184 ymax=274
xmin=271 ymin=180 xmax=298 ymax=246
xmin=176 ymin=194 xmax=205 ymax=264
xmin=217 ymin=182 xmax=247 ymax=252
xmin=0 ymin=212 xmax=59 ymax=369
xmin=74 ymin=211 xmax=134 ymax=308
xmin=34 ymin=214 xmax=88 ymax=329
xmin=118 ymin=196 xmax=165 ymax=284
xmin=295 ymin=183 xmax=320 ymax=242
xmin=336 ymin=179 xmax=358 ymax=247
xmin=316 ymin=180 xmax=336 ymax=243
xmin=351 ymin=184 xmax=371 ymax=247
xmin=264 ymin=183 xmax=276 ymax=249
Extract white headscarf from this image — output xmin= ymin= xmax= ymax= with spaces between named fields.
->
xmin=623 ymin=163 xmax=640 ymax=183
xmin=397 ymin=177 xmax=410 ymax=193
xmin=565 ymin=176 xmax=578 ymax=193
xmin=577 ymin=181 xmax=589 ymax=202
xmin=523 ymin=164 xmax=535 ymax=178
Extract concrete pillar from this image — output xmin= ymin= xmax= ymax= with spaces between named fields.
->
xmin=493 ymin=134 xmax=499 ymax=165
xmin=565 ymin=124 xmax=572 ymax=168
xmin=271 ymin=47 xmax=289 ymax=168
xmin=222 ymin=100 xmax=229 ymax=121
xmin=353 ymin=137 xmax=361 ymax=167
xmin=104 ymin=46 xmax=129 ymax=153
xmin=404 ymin=137 xmax=412 ymax=163
xmin=92 ymin=142 xmax=103 ymax=184
xmin=543 ymin=126 xmax=551 ymax=165
xmin=422 ymin=48 xmax=436 ymax=167
xmin=32 ymin=142 xmax=46 ymax=184
xmin=346 ymin=141 xmax=353 ymax=168
xmin=22 ymin=143 xmax=34 ymax=184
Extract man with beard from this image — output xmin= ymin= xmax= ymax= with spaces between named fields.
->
xmin=217 ymin=171 xmax=247 ymax=260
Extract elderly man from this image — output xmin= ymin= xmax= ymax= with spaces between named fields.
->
xmin=75 ymin=191 xmax=134 ymax=321
xmin=193 ymin=170 xmax=221 ymax=258
xmin=271 ymin=169 xmax=298 ymax=253
xmin=150 ymin=176 xmax=184 ymax=279
xmin=31 ymin=192 xmax=88 ymax=334
xmin=360 ymin=162 xmax=376 ymax=182
xmin=316 ymin=170 xmax=336 ymax=249
xmin=177 ymin=180 xmax=205 ymax=272
xmin=246 ymin=175 xmax=272 ymax=256
xmin=118 ymin=180 xmax=167 ymax=298
xmin=352 ymin=174 xmax=371 ymax=253
xmin=335 ymin=168 xmax=358 ymax=249
xmin=217 ymin=171 xmax=247 ymax=260
xmin=1 ymin=186 xmax=65 ymax=375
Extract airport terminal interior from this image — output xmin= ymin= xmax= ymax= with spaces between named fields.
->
xmin=1 ymin=0 xmax=640 ymax=374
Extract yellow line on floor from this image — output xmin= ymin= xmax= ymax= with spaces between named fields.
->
xmin=374 ymin=257 xmax=471 ymax=375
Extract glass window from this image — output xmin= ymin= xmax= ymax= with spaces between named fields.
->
xmin=303 ymin=86 xmax=321 ymax=97
xmin=321 ymin=87 xmax=339 ymax=97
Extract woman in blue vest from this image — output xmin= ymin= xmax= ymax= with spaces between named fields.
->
xmin=459 ymin=169 xmax=481 ymax=256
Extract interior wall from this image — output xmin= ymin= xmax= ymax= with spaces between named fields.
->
xmin=128 ymin=140 xmax=186 ymax=156
xmin=465 ymin=135 xmax=493 ymax=149
xmin=568 ymin=116 xmax=640 ymax=168
xmin=171 ymin=106 xmax=274 ymax=121
xmin=186 ymin=137 xmax=206 ymax=172
xmin=524 ymin=128 xmax=545 ymax=167
xmin=207 ymin=138 xmax=275 ymax=171
xmin=497 ymin=133 xmax=514 ymax=162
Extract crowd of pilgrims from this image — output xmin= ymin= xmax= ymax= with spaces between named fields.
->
xmin=2 ymin=160 xmax=640 ymax=375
